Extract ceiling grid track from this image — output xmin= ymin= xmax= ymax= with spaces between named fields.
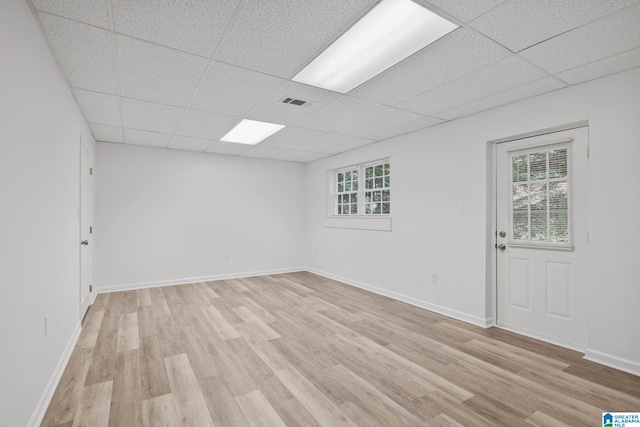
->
xmin=163 ymin=0 xmax=246 ymax=153
xmin=105 ymin=0 xmax=125 ymax=144
xmin=27 ymin=0 xmax=640 ymax=162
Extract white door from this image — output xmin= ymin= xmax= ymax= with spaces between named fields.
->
xmin=80 ymin=140 xmax=93 ymax=319
xmin=496 ymin=127 xmax=588 ymax=349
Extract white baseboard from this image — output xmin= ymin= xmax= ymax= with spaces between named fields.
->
xmin=584 ymin=349 xmax=640 ymax=377
xmin=306 ymin=269 xmax=639 ymax=377
xmin=27 ymin=268 xmax=640 ymax=427
xmin=28 ymin=321 xmax=82 ymax=427
xmin=307 ymin=268 xmax=491 ymax=328
xmin=494 ymin=322 xmax=586 ymax=353
xmin=95 ymin=266 xmax=306 ymax=294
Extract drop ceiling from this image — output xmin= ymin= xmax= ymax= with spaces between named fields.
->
xmin=30 ymin=0 xmax=640 ymax=163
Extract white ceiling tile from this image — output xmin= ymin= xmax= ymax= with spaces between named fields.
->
xmin=295 ymin=133 xmax=366 ymax=153
xmin=38 ymin=13 xmax=117 ymax=94
xmin=116 ymin=35 xmax=209 ymax=107
xmin=205 ymin=141 xmax=250 ymax=156
xmin=293 ymin=140 xmax=335 ymax=154
xmin=91 ymin=124 xmax=123 ymax=143
xmin=519 ymin=3 xmax=640 ymax=74
xmin=121 ymin=98 xmax=184 ymax=134
xmin=322 ymin=137 xmax=377 ymax=154
xmin=174 ymin=110 xmax=240 ymax=142
xmin=351 ymin=28 xmax=509 ymax=105
xmin=214 ymin=0 xmax=376 ymax=78
xmin=396 ymin=56 xmax=548 ymax=115
xmin=73 ymin=89 xmax=121 ymax=126
xmin=168 ymin=136 xmax=215 ymax=152
xmin=246 ymin=81 xmax=341 ymax=125
xmin=470 ymin=0 xmax=639 ymax=52
xmin=367 ymin=116 xmax=444 ymax=140
xmin=174 ymin=109 xmax=239 ymax=140
xmin=311 ymin=133 xmax=362 ymax=147
xmin=556 ymin=47 xmax=640 ymax=85
xmin=259 ymin=126 xmax=325 ymax=149
xmin=112 ymin=0 xmax=239 ymax=57
xmin=334 ymin=108 xmax=426 ymax=138
xmin=344 ymin=138 xmax=377 ymax=150
xmin=423 ymin=0 xmax=507 ymax=22
xmin=294 ymin=96 xmax=386 ymax=132
xmin=190 ymin=61 xmax=283 ymax=116
xmin=32 ymin=0 xmax=109 ymax=29
xmin=124 ymin=129 xmax=171 ymax=147
xmin=269 ymin=150 xmax=319 ymax=162
xmin=297 ymin=153 xmax=331 ymax=163
xmin=239 ymin=146 xmax=284 ymax=159
xmin=36 ymin=0 xmax=639 ymax=165
xmin=436 ymin=77 xmax=567 ymax=120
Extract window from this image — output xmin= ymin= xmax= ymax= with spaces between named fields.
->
xmin=333 ymin=159 xmax=391 ymax=216
xmin=510 ymin=144 xmax=572 ymax=248
xmin=336 ymin=168 xmax=358 ymax=215
xmin=364 ymin=162 xmax=391 ymax=214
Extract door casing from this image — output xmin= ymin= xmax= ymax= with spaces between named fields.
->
xmin=79 ymin=137 xmax=93 ymax=319
xmin=488 ymin=121 xmax=589 ymax=352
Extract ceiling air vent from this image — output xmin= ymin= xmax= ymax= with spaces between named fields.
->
xmin=280 ymin=97 xmax=311 ymax=107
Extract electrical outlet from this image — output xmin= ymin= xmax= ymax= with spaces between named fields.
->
xmin=431 ymin=273 xmax=437 ymax=282
xmin=44 ymin=315 xmax=49 ymax=336
xmin=224 ymin=254 xmax=230 ymax=262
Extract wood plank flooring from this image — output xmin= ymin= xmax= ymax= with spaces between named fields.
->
xmin=42 ymin=272 xmax=640 ymax=426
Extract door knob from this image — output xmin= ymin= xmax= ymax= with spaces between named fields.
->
xmin=81 ymin=240 xmax=89 ymax=246
xmin=497 ymin=244 xmax=506 ymax=250
xmin=499 ymin=231 xmax=506 ymax=238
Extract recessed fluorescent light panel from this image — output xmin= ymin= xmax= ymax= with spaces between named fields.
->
xmin=293 ymin=0 xmax=458 ymax=93
xmin=221 ymin=119 xmax=285 ymax=145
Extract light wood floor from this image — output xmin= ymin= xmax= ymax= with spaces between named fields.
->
xmin=42 ymin=272 xmax=640 ymax=427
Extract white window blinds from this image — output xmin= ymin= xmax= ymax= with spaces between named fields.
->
xmin=509 ymin=141 xmax=573 ymax=249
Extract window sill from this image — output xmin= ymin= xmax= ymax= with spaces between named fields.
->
xmin=508 ymin=242 xmax=573 ymax=251
xmin=324 ymin=216 xmax=392 ymax=231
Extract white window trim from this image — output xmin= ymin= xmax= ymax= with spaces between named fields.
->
xmin=507 ymin=142 xmax=573 ymax=250
xmin=333 ymin=165 xmax=359 ymax=216
xmin=324 ymin=216 xmax=391 ymax=231
xmin=325 ymin=158 xmax=392 ymax=231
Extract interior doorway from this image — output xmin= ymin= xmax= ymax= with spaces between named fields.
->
xmin=79 ymin=138 xmax=93 ymax=319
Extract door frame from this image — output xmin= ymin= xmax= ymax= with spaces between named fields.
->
xmin=79 ymin=136 xmax=93 ymax=320
xmin=487 ymin=120 xmax=589 ymax=351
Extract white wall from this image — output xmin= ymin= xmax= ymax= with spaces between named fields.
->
xmin=0 ymin=1 xmax=96 ymax=425
xmin=305 ymin=68 xmax=640 ymax=373
xmin=95 ymin=143 xmax=306 ymax=290
xmin=1 ymin=2 xmax=638 ymax=422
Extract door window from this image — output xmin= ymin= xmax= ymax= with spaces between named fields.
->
xmin=509 ymin=144 xmax=572 ymax=249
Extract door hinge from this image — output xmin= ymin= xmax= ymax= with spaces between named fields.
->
xmin=90 ymin=284 xmax=93 ymax=292
xmin=90 ymin=226 xmax=93 ymax=234
xmin=90 ymin=168 xmax=93 ymax=175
